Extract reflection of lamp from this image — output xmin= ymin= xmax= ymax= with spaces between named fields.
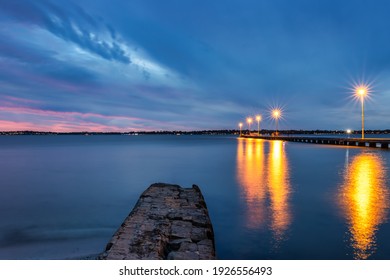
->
xmin=339 ymin=153 xmax=388 ymax=259
xmin=355 ymin=85 xmax=368 ymax=139
xmin=236 ymin=138 xmax=266 ymax=228
xmin=268 ymin=140 xmax=291 ymax=245
xmin=239 ymin=122 xmax=243 ymax=136
xmin=236 ymin=138 xmax=291 ymax=245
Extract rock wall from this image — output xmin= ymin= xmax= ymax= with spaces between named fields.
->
xmin=99 ymin=183 xmax=215 ymax=260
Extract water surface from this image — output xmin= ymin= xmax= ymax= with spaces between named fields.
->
xmin=0 ymin=135 xmax=389 ymax=259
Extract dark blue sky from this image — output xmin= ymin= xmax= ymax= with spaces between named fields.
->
xmin=1 ymin=0 xmax=390 ymax=131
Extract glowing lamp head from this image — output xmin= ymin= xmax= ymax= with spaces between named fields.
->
xmin=239 ymin=122 xmax=243 ymax=128
xmin=247 ymin=117 xmax=253 ymax=124
xmin=358 ymin=88 xmax=366 ymax=95
xmin=355 ymin=85 xmax=368 ymax=98
xmin=272 ymin=109 xmax=281 ymax=119
xmin=256 ymin=115 xmax=262 ymax=122
xmin=347 ymin=129 xmax=352 ymax=134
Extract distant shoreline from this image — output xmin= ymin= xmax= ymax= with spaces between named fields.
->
xmin=1 ymin=129 xmax=390 ymax=136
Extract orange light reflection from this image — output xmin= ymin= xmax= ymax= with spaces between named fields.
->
xmin=339 ymin=152 xmax=389 ymax=259
xmin=236 ymin=139 xmax=291 ymax=242
xmin=237 ymin=138 xmax=266 ymax=228
xmin=268 ymin=140 xmax=291 ymax=244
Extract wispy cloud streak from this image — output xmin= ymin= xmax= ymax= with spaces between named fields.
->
xmin=1 ymin=0 xmax=131 ymax=64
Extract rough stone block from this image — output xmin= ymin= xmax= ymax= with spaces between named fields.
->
xmin=99 ymin=183 xmax=215 ymax=260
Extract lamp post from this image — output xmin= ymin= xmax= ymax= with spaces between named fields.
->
xmin=272 ymin=109 xmax=281 ymax=135
xmin=356 ymin=86 xmax=367 ymax=139
xmin=239 ymin=122 xmax=243 ymax=136
xmin=246 ymin=117 xmax=253 ymax=135
xmin=256 ymin=115 xmax=262 ymax=135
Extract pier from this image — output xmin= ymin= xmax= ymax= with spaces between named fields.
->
xmin=241 ymin=134 xmax=390 ymax=149
xmin=99 ymin=183 xmax=215 ymax=260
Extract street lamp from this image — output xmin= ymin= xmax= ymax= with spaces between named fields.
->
xmin=355 ymin=85 xmax=368 ymax=139
xmin=346 ymin=129 xmax=352 ymax=139
xmin=239 ymin=122 xmax=243 ymax=136
xmin=246 ymin=117 xmax=253 ymax=134
xmin=256 ymin=115 xmax=262 ymax=135
xmin=272 ymin=109 xmax=281 ymax=135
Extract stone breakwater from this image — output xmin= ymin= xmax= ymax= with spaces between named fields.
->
xmin=99 ymin=183 xmax=215 ymax=260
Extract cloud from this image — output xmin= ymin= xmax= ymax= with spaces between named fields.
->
xmin=0 ymin=35 xmax=53 ymax=64
xmin=0 ymin=0 xmax=131 ymax=64
xmin=0 ymin=105 xmax=144 ymax=132
xmin=0 ymin=119 xmax=127 ymax=132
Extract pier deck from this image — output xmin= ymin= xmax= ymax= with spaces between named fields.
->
xmin=241 ymin=134 xmax=390 ymax=149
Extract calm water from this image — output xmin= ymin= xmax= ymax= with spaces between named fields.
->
xmin=0 ymin=135 xmax=390 ymax=260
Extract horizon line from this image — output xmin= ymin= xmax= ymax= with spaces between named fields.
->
xmin=1 ymin=129 xmax=390 ymax=134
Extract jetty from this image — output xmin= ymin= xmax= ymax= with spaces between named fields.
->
xmin=99 ymin=183 xmax=215 ymax=260
xmin=241 ymin=134 xmax=390 ymax=149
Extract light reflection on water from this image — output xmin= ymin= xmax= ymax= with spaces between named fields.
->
xmin=339 ymin=151 xmax=389 ymax=259
xmin=236 ymin=138 xmax=291 ymax=247
xmin=236 ymin=138 xmax=266 ymax=229
xmin=236 ymin=137 xmax=390 ymax=259
xmin=268 ymin=140 xmax=291 ymax=246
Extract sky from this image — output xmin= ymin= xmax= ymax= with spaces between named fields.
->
xmin=1 ymin=0 xmax=390 ymax=132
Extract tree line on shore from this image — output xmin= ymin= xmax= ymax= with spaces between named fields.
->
xmin=1 ymin=129 xmax=390 ymax=136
